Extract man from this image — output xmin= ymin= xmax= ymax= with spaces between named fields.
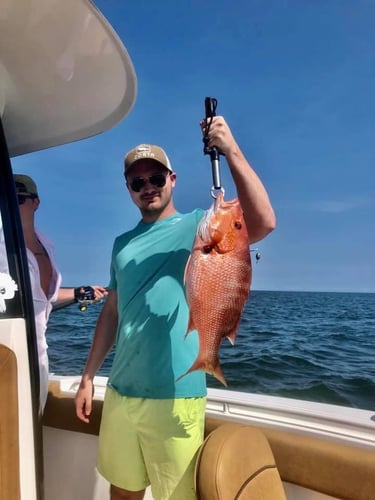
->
xmin=75 ymin=116 xmax=276 ymax=500
xmin=0 ymin=174 xmax=107 ymax=411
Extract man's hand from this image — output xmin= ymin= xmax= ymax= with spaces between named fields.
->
xmin=90 ymin=285 xmax=108 ymax=302
xmin=75 ymin=378 xmax=94 ymax=424
xmin=200 ymin=116 xmax=238 ymax=156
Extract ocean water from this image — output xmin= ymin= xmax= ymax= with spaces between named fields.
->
xmin=47 ymin=291 xmax=375 ymax=411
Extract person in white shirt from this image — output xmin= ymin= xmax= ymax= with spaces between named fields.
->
xmin=0 ymin=174 xmax=107 ymax=410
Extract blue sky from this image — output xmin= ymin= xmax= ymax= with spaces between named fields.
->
xmin=11 ymin=0 xmax=375 ymax=292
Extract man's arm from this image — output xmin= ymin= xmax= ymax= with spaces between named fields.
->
xmin=201 ymin=116 xmax=276 ymax=244
xmin=75 ymin=289 xmax=118 ymax=423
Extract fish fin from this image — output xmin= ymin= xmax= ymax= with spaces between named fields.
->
xmin=225 ymin=319 xmax=241 ymax=346
xmin=183 ymin=254 xmax=195 ymax=338
xmin=211 ymin=364 xmax=227 ymax=387
xmin=175 ymin=370 xmax=188 ymax=383
xmin=183 ymin=254 xmax=192 ymax=286
xmin=176 ymin=355 xmax=206 ymax=383
xmin=184 ymin=315 xmax=196 ymax=338
xmin=176 ymin=357 xmax=227 ymax=387
xmin=226 ymin=332 xmax=236 ymax=346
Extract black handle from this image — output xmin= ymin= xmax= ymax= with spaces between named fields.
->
xmin=205 ymin=97 xmax=217 ymax=120
xmin=203 ymin=97 xmax=222 ymax=191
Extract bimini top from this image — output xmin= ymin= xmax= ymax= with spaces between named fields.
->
xmin=0 ymin=0 xmax=137 ymax=157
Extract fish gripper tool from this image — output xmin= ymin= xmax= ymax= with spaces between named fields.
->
xmin=203 ymin=97 xmax=224 ymax=198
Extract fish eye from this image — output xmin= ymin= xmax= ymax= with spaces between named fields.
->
xmin=203 ymin=245 xmax=213 ymax=254
xmin=234 ymin=221 xmax=242 ymax=230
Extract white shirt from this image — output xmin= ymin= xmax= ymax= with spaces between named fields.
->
xmin=0 ymin=224 xmax=61 ymax=410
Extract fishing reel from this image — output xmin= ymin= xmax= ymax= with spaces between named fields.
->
xmin=74 ymin=286 xmax=95 ymax=312
xmin=251 ymin=249 xmax=261 ymax=263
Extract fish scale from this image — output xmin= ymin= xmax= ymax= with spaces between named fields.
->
xmin=178 ymin=192 xmax=252 ymax=386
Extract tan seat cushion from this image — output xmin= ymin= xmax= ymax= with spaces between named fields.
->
xmin=0 ymin=344 xmax=20 ymax=500
xmin=195 ymin=423 xmax=286 ymax=499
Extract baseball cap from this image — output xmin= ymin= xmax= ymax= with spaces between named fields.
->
xmin=14 ymin=174 xmax=38 ymax=196
xmin=124 ymin=144 xmax=173 ymax=175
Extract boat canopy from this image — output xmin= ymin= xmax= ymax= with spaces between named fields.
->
xmin=0 ymin=0 xmax=137 ymax=157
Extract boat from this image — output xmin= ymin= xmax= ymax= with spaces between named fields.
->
xmin=1 ymin=1 xmax=374 ymax=499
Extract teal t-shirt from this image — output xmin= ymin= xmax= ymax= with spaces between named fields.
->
xmin=107 ymin=210 xmax=207 ymax=399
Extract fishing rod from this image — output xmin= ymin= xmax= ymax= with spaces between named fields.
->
xmin=203 ymin=97 xmax=224 ymax=198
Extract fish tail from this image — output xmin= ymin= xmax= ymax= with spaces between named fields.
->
xmin=213 ymin=367 xmax=227 ymax=387
xmin=176 ymin=357 xmax=227 ymax=387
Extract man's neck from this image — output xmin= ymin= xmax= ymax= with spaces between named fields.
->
xmin=141 ymin=205 xmax=177 ymax=224
xmin=21 ymin=218 xmax=38 ymax=247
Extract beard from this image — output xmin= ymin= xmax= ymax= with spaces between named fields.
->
xmin=139 ymin=190 xmax=173 ymax=218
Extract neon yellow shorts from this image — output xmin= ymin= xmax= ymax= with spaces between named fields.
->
xmin=97 ymin=386 xmax=206 ymax=500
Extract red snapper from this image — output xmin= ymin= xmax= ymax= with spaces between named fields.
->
xmin=180 ymin=192 xmax=252 ymax=386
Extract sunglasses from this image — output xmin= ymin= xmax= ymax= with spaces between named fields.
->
xmin=17 ymin=194 xmax=37 ymax=205
xmin=129 ymin=173 xmax=169 ymax=193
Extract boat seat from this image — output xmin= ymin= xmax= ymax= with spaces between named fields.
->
xmin=195 ymin=423 xmax=286 ymax=500
xmin=0 ymin=344 xmax=20 ymax=500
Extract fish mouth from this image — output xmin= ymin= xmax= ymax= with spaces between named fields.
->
xmin=198 ymin=192 xmax=239 ymax=243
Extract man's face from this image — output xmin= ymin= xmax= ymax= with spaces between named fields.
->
xmin=17 ymin=192 xmax=38 ymax=218
xmin=126 ymin=160 xmax=176 ymax=216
